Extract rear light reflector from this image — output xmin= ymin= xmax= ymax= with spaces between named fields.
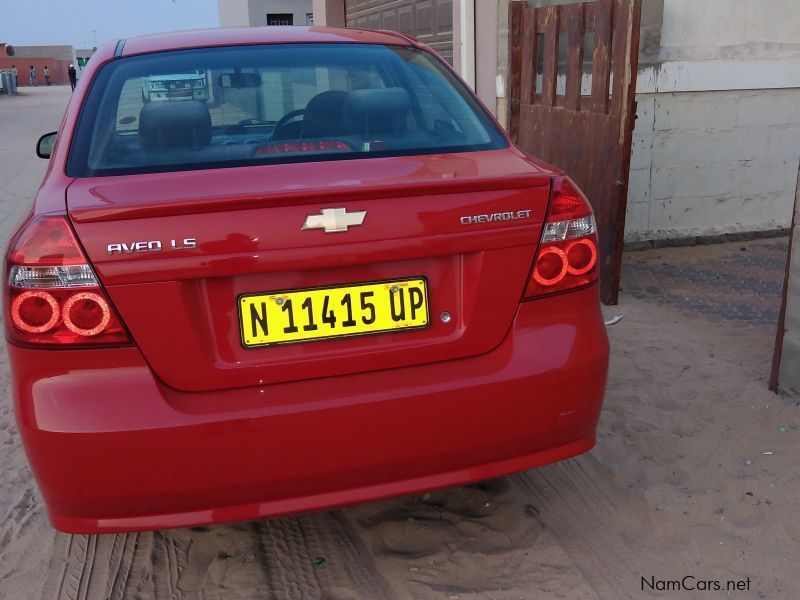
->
xmin=565 ymin=238 xmax=597 ymax=276
xmin=5 ymin=216 xmax=131 ymax=346
xmin=62 ymin=292 xmax=112 ymax=337
xmin=523 ymin=178 xmax=600 ymax=300
xmin=532 ymin=247 xmax=568 ymax=287
xmin=11 ymin=291 xmax=60 ymax=334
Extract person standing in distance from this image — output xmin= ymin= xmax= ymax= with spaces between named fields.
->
xmin=68 ymin=64 xmax=77 ymax=91
xmin=43 ymin=65 xmax=51 ymax=86
xmin=29 ymin=65 xmax=37 ymax=86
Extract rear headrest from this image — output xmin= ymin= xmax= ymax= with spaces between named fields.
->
xmin=302 ymin=90 xmax=350 ymax=139
xmin=344 ymin=88 xmax=410 ymax=113
xmin=342 ymin=87 xmax=410 ymax=136
xmin=139 ymin=100 xmax=212 ymax=150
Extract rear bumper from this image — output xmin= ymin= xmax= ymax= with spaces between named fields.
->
xmin=10 ymin=286 xmax=609 ymax=533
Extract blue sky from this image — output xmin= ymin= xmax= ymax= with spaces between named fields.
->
xmin=2 ymin=0 xmax=219 ymax=49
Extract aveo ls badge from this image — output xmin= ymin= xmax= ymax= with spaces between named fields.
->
xmin=107 ymin=238 xmax=197 ymax=255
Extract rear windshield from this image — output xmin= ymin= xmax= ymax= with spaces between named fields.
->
xmin=67 ymin=43 xmax=507 ymax=177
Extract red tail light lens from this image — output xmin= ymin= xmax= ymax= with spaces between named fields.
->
xmin=547 ymin=181 xmax=594 ymax=221
xmin=532 ymin=247 xmax=568 ymax=286
xmin=62 ymin=292 xmax=112 ymax=336
xmin=8 ymin=215 xmax=86 ymax=265
xmin=523 ymin=178 xmax=599 ymax=299
xmin=5 ymin=216 xmax=131 ymax=346
xmin=565 ymin=239 xmax=597 ymax=276
xmin=11 ymin=291 xmax=60 ymax=333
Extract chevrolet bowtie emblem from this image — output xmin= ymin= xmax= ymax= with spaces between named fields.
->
xmin=302 ymin=207 xmax=367 ymax=233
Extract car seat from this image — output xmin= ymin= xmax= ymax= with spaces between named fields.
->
xmin=139 ymin=100 xmax=212 ymax=150
xmin=301 ymin=90 xmax=350 ymax=139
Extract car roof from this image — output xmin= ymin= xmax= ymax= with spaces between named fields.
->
xmin=121 ymin=26 xmax=414 ymax=57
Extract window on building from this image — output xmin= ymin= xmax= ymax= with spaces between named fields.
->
xmin=306 ymin=13 xmax=314 ymax=25
xmin=266 ymin=13 xmax=293 ymax=26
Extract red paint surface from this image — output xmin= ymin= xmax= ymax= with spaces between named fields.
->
xmin=120 ymin=26 xmax=417 ymax=57
xmin=12 ymin=287 xmax=608 ymax=533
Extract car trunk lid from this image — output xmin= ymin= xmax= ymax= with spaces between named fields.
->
xmin=67 ymin=150 xmax=554 ymax=392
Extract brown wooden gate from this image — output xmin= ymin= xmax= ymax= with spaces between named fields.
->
xmin=508 ymin=0 xmax=642 ymax=305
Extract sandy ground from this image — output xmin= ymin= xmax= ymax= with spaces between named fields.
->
xmin=0 ymin=86 xmax=798 ymax=599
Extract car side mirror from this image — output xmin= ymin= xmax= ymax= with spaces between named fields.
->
xmin=36 ymin=132 xmax=57 ymax=159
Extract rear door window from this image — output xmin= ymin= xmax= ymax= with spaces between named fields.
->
xmin=68 ymin=43 xmax=507 ymax=177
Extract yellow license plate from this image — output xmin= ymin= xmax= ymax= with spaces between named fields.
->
xmin=238 ymin=278 xmax=429 ymax=347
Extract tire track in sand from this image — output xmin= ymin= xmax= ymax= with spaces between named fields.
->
xmin=41 ymin=532 xmax=138 ymax=600
xmin=39 ymin=511 xmax=393 ymax=599
xmin=253 ymin=511 xmax=394 ymax=600
xmin=513 ymin=456 xmax=650 ymax=600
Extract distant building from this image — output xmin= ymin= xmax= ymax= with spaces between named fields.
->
xmin=6 ymin=44 xmax=75 ymax=62
xmin=75 ymin=48 xmax=96 ymax=69
xmin=0 ymin=44 xmax=76 ymax=85
xmin=219 ymin=0 xmax=314 ymax=27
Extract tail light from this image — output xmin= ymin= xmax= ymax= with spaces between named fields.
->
xmin=5 ymin=215 xmax=130 ymax=346
xmin=523 ymin=177 xmax=599 ymax=299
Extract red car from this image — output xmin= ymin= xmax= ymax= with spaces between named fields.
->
xmin=7 ymin=27 xmax=608 ymax=533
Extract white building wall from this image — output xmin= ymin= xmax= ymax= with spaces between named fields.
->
xmin=658 ymin=0 xmax=800 ymax=61
xmin=625 ymin=0 xmax=800 ymax=242
xmin=248 ymin=0 xmax=314 ymax=26
xmin=218 ymin=0 xmax=313 ymax=27
xmin=219 ymin=0 xmax=251 ymax=27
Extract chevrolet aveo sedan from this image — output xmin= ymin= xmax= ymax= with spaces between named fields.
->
xmin=8 ymin=27 xmax=609 ymax=533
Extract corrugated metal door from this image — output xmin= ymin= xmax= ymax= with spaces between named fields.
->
xmin=345 ymin=0 xmax=454 ymax=64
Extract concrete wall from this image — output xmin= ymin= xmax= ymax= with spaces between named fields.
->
xmin=219 ymin=0 xmax=313 ymax=27
xmin=474 ymin=1 xmax=499 ymax=114
xmin=659 ymin=0 xmax=800 ymax=61
xmin=625 ymin=0 xmax=800 ymax=241
xmin=777 ymin=174 xmax=800 ymax=394
xmin=626 ymin=89 xmax=800 ymax=241
xmin=5 ymin=45 xmax=75 ymax=62
xmin=454 ymin=0 xmax=498 ymax=113
xmin=0 ymin=59 xmax=71 ymax=85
